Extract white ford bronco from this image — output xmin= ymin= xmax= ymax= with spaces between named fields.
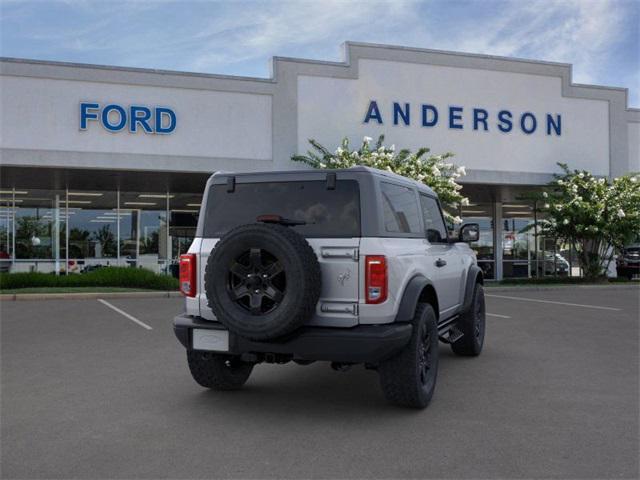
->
xmin=173 ymin=167 xmax=485 ymax=408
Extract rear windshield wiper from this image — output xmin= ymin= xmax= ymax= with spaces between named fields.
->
xmin=257 ymin=214 xmax=307 ymax=227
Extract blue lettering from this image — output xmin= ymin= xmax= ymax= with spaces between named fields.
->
xmin=393 ymin=102 xmax=410 ymax=126
xmin=473 ymin=108 xmax=489 ymax=131
xmin=130 ymin=105 xmax=153 ymax=133
xmin=546 ymin=114 xmax=561 ymax=136
xmin=520 ymin=112 xmax=537 ymax=134
xmin=449 ymin=106 xmax=463 ymax=129
xmin=101 ymin=104 xmax=127 ymax=132
xmin=155 ymin=107 xmax=176 ymax=134
xmin=363 ymin=100 xmax=383 ymax=124
xmin=421 ymin=104 xmax=438 ymax=127
xmin=80 ymin=102 xmax=99 ymax=130
xmin=497 ymin=110 xmax=513 ymax=132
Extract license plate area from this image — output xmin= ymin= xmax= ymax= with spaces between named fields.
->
xmin=192 ymin=329 xmax=229 ymax=352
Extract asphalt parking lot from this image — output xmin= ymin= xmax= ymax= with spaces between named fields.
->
xmin=1 ymin=286 xmax=638 ymax=479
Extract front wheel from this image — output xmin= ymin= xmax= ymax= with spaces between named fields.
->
xmin=187 ymin=350 xmax=254 ymax=390
xmin=451 ymin=283 xmax=486 ymax=356
xmin=378 ymin=303 xmax=439 ymax=408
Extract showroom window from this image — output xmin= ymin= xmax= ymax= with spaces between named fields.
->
xmin=458 ymin=203 xmax=495 ymax=280
xmin=0 ymin=188 xmax=201 ymax=275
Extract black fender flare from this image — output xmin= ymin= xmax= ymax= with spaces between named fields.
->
xmin=461 ymin=265 xmax=484 ymax=313
xmin=394 ymin=275 xmax=436 ymax=322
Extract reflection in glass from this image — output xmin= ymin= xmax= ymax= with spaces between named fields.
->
xmin=67 ymin=191 xmax=118 ymax=272
xmin=460 ymin=203 xmax=495 ymax=280
xmin=502 ymin=203 xmax=535 ymax=278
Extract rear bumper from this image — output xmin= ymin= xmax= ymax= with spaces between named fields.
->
xmin=173 ymin=314 xmax=412 ymax=363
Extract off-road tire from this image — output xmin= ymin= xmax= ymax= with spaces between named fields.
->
xmin=187 ymin=350 xmax=253 ymax=390
xmin=451 ymin=283 xmax=486 ymax=356
xmin=378 ymin=303 xmax=439 ymax=408
xmin=205 ymin=223 xmax=321 ymax=341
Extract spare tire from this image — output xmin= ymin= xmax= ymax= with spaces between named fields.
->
xmin=205 ymin=223 xmax=321 ymax=341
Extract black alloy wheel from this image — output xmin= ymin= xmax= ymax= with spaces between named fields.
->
xmin=418 ymin=325 xmax=434 ymax=387
xmin=227 ymin=248 xmax=286 ymax=315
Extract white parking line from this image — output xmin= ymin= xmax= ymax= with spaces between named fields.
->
xmin=97 ymin=299 xmax=153 ymax=330
xmin=487 ymin=313 xmax=511 ymax=318
xmin=485 ymin=294 xmax=621 ymax=311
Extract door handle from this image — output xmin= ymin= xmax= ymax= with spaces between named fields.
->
xmin=435 ymin=258 xmax=447 ymax=268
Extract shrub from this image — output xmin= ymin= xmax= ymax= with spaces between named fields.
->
xmin=0 ymin=267 xmax=179 ymax=290
xmin=535 ymin=163 xmax=640 ymax=279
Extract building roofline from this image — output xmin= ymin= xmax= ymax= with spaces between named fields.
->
xmin=0 ymin=56 xmax=274 ymax=84
xmin=1 ymin=40 xmax=636 ymax=110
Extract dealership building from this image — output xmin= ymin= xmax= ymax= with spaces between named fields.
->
xmin=1 ymin=42 xmax=638 ymax=280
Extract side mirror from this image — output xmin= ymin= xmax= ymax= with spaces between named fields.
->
xmin=459 ymin=223 xmax=480 ymax=243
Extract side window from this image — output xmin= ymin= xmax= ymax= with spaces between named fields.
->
xmin=420 ymin=194 xmax=448 ymax=243
xmin=380 ymin=182 xmax=421 ymax=234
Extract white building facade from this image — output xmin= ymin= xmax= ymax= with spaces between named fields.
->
xmin=1 ymin=42 xmax=638 ymax=279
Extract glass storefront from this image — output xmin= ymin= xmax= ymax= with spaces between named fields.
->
xmin=0 ymin=188 xmax=201 ymax=276
xmin=459 ymin=203 xmax=495 ymax=280
xmin=0 ymin=186 xmax=577 ymax=280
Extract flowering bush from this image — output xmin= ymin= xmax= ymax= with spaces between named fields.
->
xmin=292 ymin=135 xmax=468 ymax=223
xmin=537 ymin=163 xmax=640 ymax=279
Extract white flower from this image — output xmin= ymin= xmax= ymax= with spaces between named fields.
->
xmin=363 ymin=136 xmax=372 ymax=143
xmin=335 ymin=147 xmax=343 ymax=155
xmin=351 ymin=151 xmax=359 ymax=159
xmin=631 ymin=176 xmax=638 ymax=183
xmin=461 ymin=198 xmax=470 ymax=206
xmin=557 ymin=179 xmax=564 ymax=185
xmin=578 ymin=172 xmax=584 ymax=178
xmin=617 ymin=209 xmax=625 ymax=218
xmin=563 ymin=219 xmax=569 ymax=225
xmin=542 ymin=191 xmax=548 ymax=198
xmin=390 ymin=144 xmax=395 ymax=152
xmin=544 ymin=203 xmax=550 ymax=209
xmin=456 ymin=166 xmax=467 ymax=176
xmin=453 ymin=216 xmax=462 ymax=224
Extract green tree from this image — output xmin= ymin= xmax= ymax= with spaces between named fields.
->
xmin=536 ymin=163 xmax=640 ymax=279
xmin=92 ymin=225 xmax=116 ymax=257
xmin=292 ymin=135 xmax=469 ymax=223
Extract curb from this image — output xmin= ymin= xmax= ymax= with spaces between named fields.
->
xmin=0 ymin=291 xmax=182 ymax=301
xmin=485 ymin=283 xmax=640 ymax=292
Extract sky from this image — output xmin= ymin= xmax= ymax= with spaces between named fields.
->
xmin=1 ymin=0 xmax=639 ymax=106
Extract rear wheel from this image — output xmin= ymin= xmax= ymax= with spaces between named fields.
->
xmin=451 ymin=283 xmax=486 ymax=356
xmin=378 ymin=303 xmax=439 ymax=408
xmin=187 ymin=350 xmax=254 ymax=390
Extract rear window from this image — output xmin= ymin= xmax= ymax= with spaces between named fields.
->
xmin=203 ymin=180 xmax=360 ymax=237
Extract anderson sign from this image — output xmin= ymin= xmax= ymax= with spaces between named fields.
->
xmin=363 ymin=100 xmax=562 ymax=136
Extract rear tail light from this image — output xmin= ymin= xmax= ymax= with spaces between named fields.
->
xmin=179 ymin=254 xmax=197 ymax=297
xmin=365 ymin=255 xmax=387 ymax=304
